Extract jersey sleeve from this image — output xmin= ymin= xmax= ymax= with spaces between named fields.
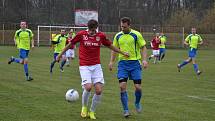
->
xmin=113 ymin=34 xmax=119 ymax=48
xmin=185 ymin=35 xmax=191 ymax=42
xmin=29 ymin=30 xmax=34 ymax=38
xmin=101 ymin=33 xmax=112 ymax=46
xmin=70 ymin=32 xmax=82 ymax=45
xmin=14 ymin=30 xmax=20 ymax=46
xmin=198 ymin=35 xmax=203 ymax=42
xmin=137 ymin=32 xmax=146 ymax=47
xmin=14 ymin=30 xmax=19 ymax=40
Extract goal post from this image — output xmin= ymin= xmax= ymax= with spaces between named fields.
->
xmin=37 ymin=25 xmax=88 ymax=47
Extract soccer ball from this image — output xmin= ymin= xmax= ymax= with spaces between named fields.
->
xmin=65 ymin=89 xmax=79 ymax=102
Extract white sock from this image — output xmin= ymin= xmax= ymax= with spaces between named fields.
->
xmin=90 ymin=94 xmax=102 ymax=112
xmin=82 ymin=89 xmax=91 ymax=107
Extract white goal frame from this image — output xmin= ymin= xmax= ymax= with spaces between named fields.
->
xmin=37 ymin=25 xmax=88 ymax=47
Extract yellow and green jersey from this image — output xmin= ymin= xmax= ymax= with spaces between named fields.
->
xmin=14 ymin=29 xmax=33 ymax=50
xmin=66 ymin=32 xmax=76 ymax=38
xmin=113 ymin=29 xmax=146 ymax=61
xmin=185 ymin=34 xmax=203 ymax=49
xmin=52 ymin=34 xmax=67 ymax=53
xmin=159 ymin=35 xmax=167 ymax=48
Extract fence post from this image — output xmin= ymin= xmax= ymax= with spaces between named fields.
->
xmin=182 ymin=27 xmax=184 ymax=48
xmin=37 ymin=26 xmax=40 ymax=47
xmin=2 ymin=23 xmax=4 ymax=45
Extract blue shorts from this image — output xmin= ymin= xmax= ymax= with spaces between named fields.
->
xmin=159 ymin=48 xmax=166 ymax=54
xmin=19 ymin=49 xmax=29 ymax=59
xmin=54 ymin=53 xmax=65 ymax=60
xmin=188 ymin=48 xmax=197 ymax=58
xmin=54 ymin=53 xmax=59 ymax=60
xmin=117 ymin=60 xmax=142 ymax=81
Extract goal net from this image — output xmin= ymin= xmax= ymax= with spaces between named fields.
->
xmin=37 ymin=25 xmax=88 ymax=46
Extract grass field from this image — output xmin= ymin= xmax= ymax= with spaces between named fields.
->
xmin=0 ymin=46 xmax=215 ymax=121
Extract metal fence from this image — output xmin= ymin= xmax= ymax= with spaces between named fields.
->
xmin=0 ymin=23 xmax=214 ymax=49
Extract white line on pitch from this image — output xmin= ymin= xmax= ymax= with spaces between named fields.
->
xmin=187 ymin=95 xmax=215 ymax=102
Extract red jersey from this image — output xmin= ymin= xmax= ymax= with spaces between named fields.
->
xmin=151 ymin=37 xmax=160 ymax=50
xmin=69 ymin=30 xmax=112 ymax=66
xmin=66 ymin=39 xmax=75 ymax=49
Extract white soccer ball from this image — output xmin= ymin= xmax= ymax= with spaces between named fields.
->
xmin=65 ymin=89 xmax=79 ymax=102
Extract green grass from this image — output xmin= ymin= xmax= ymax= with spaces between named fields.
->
xmin=0 ymin=46 xmax=215 ymax=121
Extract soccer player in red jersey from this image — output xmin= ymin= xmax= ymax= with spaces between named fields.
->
xmin=56 ymin=19 xmax=129 ymax=119
xmin=148 ymin=33 xmax=161 ymax=64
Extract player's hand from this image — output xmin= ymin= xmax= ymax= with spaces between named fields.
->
xmin=56 ymin=55 xmax=61 ymax=62
xmin=123 ymin=52 xmax=129 ymax=58
xmin=108 ymin=62 xmax=114 ymax=71
xmin=142 ymin=60 xmax=148 ymax=69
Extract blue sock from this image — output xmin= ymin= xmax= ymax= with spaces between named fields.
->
xmin=193 ymin=64 xmax=199 ymax=73
xmin=179 ymin=61 xmax=189 ymax=68
xmin=120 ymin=91 xmax=129 ymax=111
xmin=135 ymin=90 xmax=142 ymax=105
xmin=60 ymin=60 xmax=66 ymax=68
xmin=50 ymin=60 xmax=56 ymax=71
xmin=24 ymin=64 xmax=29 ymax=77
xmin=14 ymin=58 xmax=21 ymax=63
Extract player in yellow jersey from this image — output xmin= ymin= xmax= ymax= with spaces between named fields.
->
xmin=177 ymin=27 xmax=203 ymax=75
xmin=8 ymin=21 xmax=34 ymax=81
xmin=159 ymin=33 xmax=167 ymax=61
xmin=109 ymin=17 xmax=148 ymax=118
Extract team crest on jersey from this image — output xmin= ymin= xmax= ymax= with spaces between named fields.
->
xmin=83 ymin=35 xmax=88 ymax=40
xmin=96 ymin=36 xmax=100 ymax=41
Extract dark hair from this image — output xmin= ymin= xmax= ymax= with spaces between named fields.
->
xmin=87 ymin=19 xmax=98 ymax=30
xmin=121 ymin=17 xmax=131 ymax=25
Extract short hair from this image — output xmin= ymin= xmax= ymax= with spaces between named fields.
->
xmin=121 ymin=17 xmax=131 ymax=25
xmin=87 ymin=19 xmax=98 ymax=30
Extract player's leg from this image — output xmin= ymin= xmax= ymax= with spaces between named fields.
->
xmin=81 ymin=83 xmax=92 ymax=118
xmin=23 ymin=58 xmax=33 ymax=81
xmin=89 ymin=64 xmax=104 ymax=119
xmin=153 ymin=50 xmax=159 ymax=64
xmin=134 ymin=83 xmax=142 ymax=113
xmin=148 ymin=54 xmax=154 ymax=60
xmin=161 ymin=49 xmax=166 ymax=61
xmin=60 ymin=54 xmax=66 ymax=72
xmin=159 ymin=48 xmax=165 ymax=61
xmin=119 ymin=80 xmax=130 ymax=117
xmin=20 ymin=49 xmax=33 ymax=81
xmin=50 ymin=53 xmax=58 ymax=73
xmin=65 ymin=49 xmax=71 ymax=66
xmin=8 ymin=49 xmax=23 ymax=64
xmin=159 ymin=48 xmax=162 ymax=61
xmin=177 ymin=49 xmax=194 ymax=71
xmin=89 ymin=82 xmax=103 ymax=119
xmin=118 ymin=61 xmax=130 ymax=117
xmin=79 ymin=66 xmax=92 ymax=118
xmin=130 ymin=61 xmax=142 ymax=113
xmin=177 ymin=57 xmax=191 ymax=72
xmin=191 ymin=49 xmax=201 ymax=75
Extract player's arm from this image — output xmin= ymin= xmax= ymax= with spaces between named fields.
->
xmin=198 ymin=35 xmax=203 ymax=45
xmin=138 ymin=33 xmax=148 ymax=69
xmin=28 ymin=30 xmax=35 ymax=48
xmin=31 ymin=38 xmax=35 ymax=48
xmin=184 ymin=35 xmax=190 ymax=46
xmin=56 ymin=42 xmax=72 ymax=62
xmin=14 ymin=31 xmax=18 ymax=46
xmin=199 ymin=40 xmax=203 ymax=45
xmin=109 ymin=49 xmax=118 ymax=71
xmin=56 ymin=33 xmax=80 ymax=62
xmin=140 ymin=46 xmax=148 ymax=69
xmin=13 ymin=32 xmax=16 ymax=45
xmin=107 ymin=45 xmax=129 ymax=57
